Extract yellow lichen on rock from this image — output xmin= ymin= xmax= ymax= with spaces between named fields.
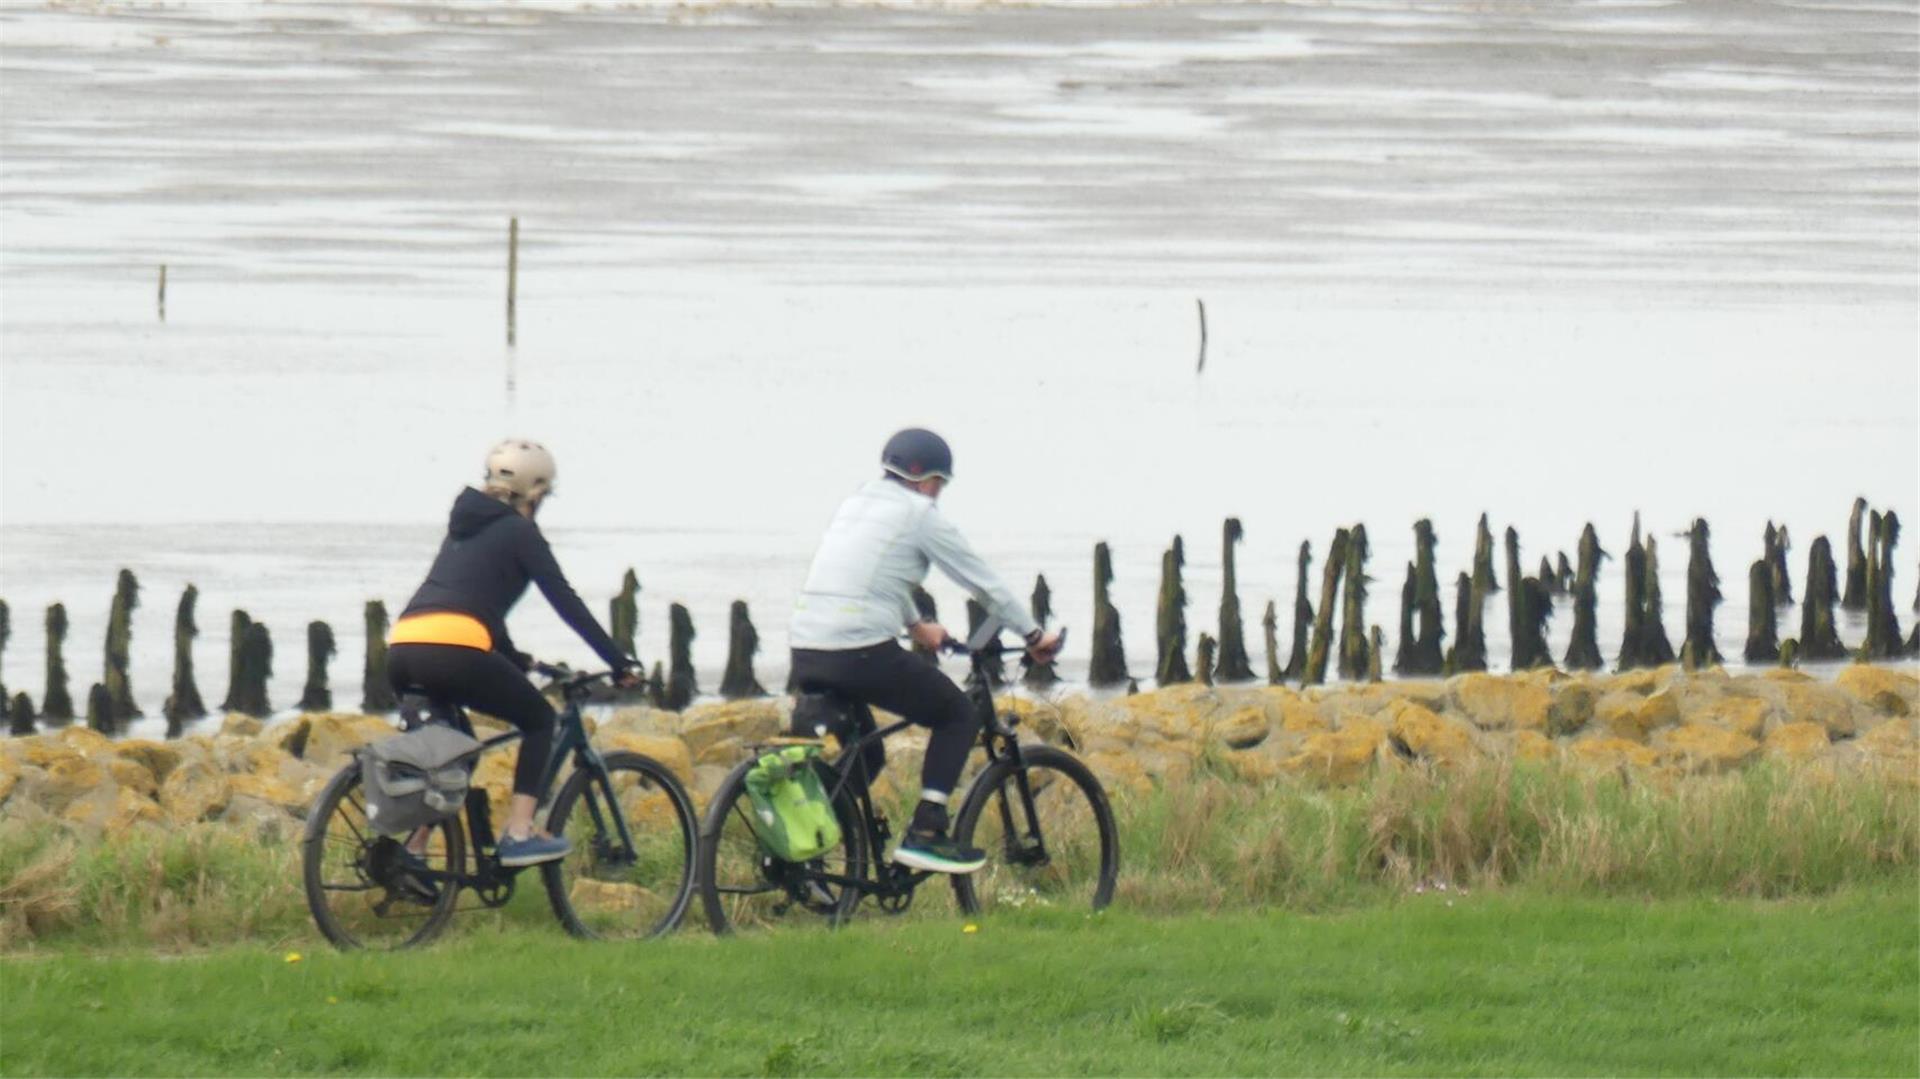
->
xmin=1699 ymin=697 xmax=1773 ymax=741
xmin=1449 ymin=673 xmax=1549 ymax=731
xmin=159 ymin=760 xmax=232 ymax=825
xmin=1284 ymin=715 xmax=1387 ymax=785
xmin=1835 ymin=665 xmax=1918 ymax=717
xmin=597 ymin=730 xmax=695 ymax=786
xmin=1656 ymin=724 xmax=1759 ymax=774
xmin=1385 ymin=700 xmax=1476 ymax=764
xmin=113 ymin=740 xmax=185 ymax=785
xmin=1765 ymin=722 xmax=1830 ymax=762
xmin=1781 ymin=682 xmax=1861 ymax=738
xmin=1211 ymin=706 xmax=1271 ymax=751
xmin=1510 ymin=729 xmax=1556 ymax=761
xmin=1571 ymin=737 xmax=1660 ymax=770
xmin=678 ymin=700 xmax=784 ymax=756
xmin=300 ymin=713 xmax=399 ymax=764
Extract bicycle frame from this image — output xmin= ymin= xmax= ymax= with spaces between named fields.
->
xmin=404 ymin=683 xmax=640 ymax=895
xmin=786 ymin=637 xmax=1054 ymax=903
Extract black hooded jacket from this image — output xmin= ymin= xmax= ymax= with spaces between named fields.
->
xmin=401 ymin=488 xmax=629 ymax=671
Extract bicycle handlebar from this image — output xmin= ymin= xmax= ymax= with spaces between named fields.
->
xmin=531 ymin=663 xmax=619 ymax=697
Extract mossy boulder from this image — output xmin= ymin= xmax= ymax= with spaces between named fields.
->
xmin=678 ymin=700 xmax=784 ymax=757
xmin=1510 ymin=729 xmax=1556 ymax=761
xmin=1570 ymin=737 xmax=1659 ymax=770
xmin=299 ymin=713 xmax=399 ymax=763
xmin=1780 ymin=682 xmax=1861 ymax=739
xmin=1283 ymin=715 xmax=1387 ymax=785
xmin=220 ymin=714 xmax=264 ymax=737
xmin=1697 ymin=697 xmax=1773 ymax=741
xmin=1593 ymin=691 xmax=1675 ymax=742
xmin=159 ymin=760 xmax=232 ymax=825
xmin=1834 ymin=665 xmax=1917 ymax=717
xmin=113 ymin=739 xmax=186 ymax=785
xmin=1449 ymin=673 xmax=1549 ymax=731
xmin=1546 ymin=683 xmax=1595 ymax=737
xmin=1656 ymin=724 xmax=1759 ymax=774
xmin=1765 ymin=722 xmax=1831 ymax=762
xmin=597 ymin=730 xmax=695 ymax=787
xmin=1386 ymin=700 xmax=1476 ymax=765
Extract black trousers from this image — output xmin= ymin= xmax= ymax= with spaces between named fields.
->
xmin=389 ymin=643 xmax=554 ymax=797
xmin=789 ymin=640 xmax=980 ymax=797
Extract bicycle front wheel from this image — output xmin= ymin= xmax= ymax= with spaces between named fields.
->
xmin=542 ymin=751 xmax=698 ymax=940
xmin=697 ymin=758 xmax=867 ymax=934
xmin=950 ymin=744 xmax=1118 ymax=916
xmin=301 ymin=759 xmax=465 ymax=950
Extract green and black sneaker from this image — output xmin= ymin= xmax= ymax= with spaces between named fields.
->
xmin=892 ymin=830 xmax=987 ymax=874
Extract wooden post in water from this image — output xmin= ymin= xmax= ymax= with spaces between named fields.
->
xmin=966 ymin=599 xmax=1007 ymax=688
xmin=1282 ymin=541 xmax=1312 ymax=681
xmin=162 ymin=585 xmax=207 ymax=729
xmin=1194 ymin=633 xmax=1216 ymax=687
xmin=1764 ymin=522 xmax=1794 ymax=605
xmin=665 ymin=603 xmax=697 ymax=711
xmin=1859 ymin=511 xmax=1905 ymax=660
xmin=1303 ymin=528 xmax=1349 ymax=685
xmin=1336 ymin=524 xmax=1371 ymax=681
xmin=1262 ymin=600 xmax=1281 ymax=686
xmin=1539 ymin=557 xmax=1562 ymax=597
xmin=1556 ymin=552 xmax=1575 ymax=594
xmin=221 ymin=610 xmax=253 ymax=712
xmin=1217 ymin=519 xmax=1255 ymax=682
xmin=1744 ymin=560 xmax=1779 ymax=663
xmin=7 ymin=692 xmax=33 ymax=737
xmin=103 ymin=569 xmax=140 ymax=721
xmin=1472 ymin=513 xmax=1500 ymax=596
xmin=1796 ymin=537 xmax=1847 ymax=660
xmin=1023 ymin=575 xmax=1059 ymax=691
xmin=646 ymin=663 xmax=667 ymax=709
xmin=231 ymin=622 xmax=274 ymax=717
xmin=1563 ymin=524 xmax=1606 ymax=670
xmin=1089 ymin=542 xmax=1130 ymax=689
xmin=506 ymin=217 xmax=519 ymax=347
xmin=720 ymin=600 xmax=768 ymax=699
xmin=1446 ymin=568 xmax=1490 ymax=674
xmin=1503 ymin=528 xmax=1526 ymax=670
xmin=43 ymin=604 xmax=73 ymax=723
xmin=610 ymin=569 xmax=640 ymax=666
xmin=1154 ymin=536 xmax=1191 ymax=686
xmin=1514 ymin=571 xmax=1555 ymax=671
xmin=1367 ymin=626 xmax=1385 ymax=683
xmin=1195 ymin=299 xmax=1207 ymax=374
xmin=85 ymin=683 xmax=114 ymax=735
xmin=1394 ymin=519 xmax=1444 ymax=675
xmin=299 ymin=620 xmax=336 ymax=712
xmin=361 ymin=601 xmax=397 ymax=712
xmin=1393 ymin=564 xmax=1416 ymax=677
xmin=0 ymin=599 xmax=8 ymax=709
xmin=1617 ymin=515 xmax=1674 ymax=670
xmin=1842 ymin=497 xmax=1868 ymax=611
xmin=157 ymin=264 xmax=166 ymax=322
xmin=1680 ymin=518 xmax=1723 ymax=670
xmin=909 ymin=586 xmax=940 ymax=666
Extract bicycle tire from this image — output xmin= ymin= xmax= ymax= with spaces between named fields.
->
xmin=542 ymin=751 xmax=698 ymax=940
xmin=301 ymin=759 xmax=465 ymax=950
xmin=696 ymin=757 xmax=868 ymax=935
xmin=950 ymin=744 xmax=1119 ymax=916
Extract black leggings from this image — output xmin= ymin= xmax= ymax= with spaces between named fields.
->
xmin=389 ymin=643 xmax=554 ymax=797
xmin=789 ymin=641 xmax=979 ymax=797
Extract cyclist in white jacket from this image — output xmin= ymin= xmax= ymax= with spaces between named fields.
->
xmin=789 ymin=428 xmax=1062 ymax=873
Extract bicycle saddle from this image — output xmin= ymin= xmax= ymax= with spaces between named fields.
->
xmin=395 ymin=687 xmax=466 ymax=733
xmin=789 ymin=690 xmax=858 ymax=740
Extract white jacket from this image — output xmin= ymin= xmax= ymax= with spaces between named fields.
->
xmin=789 ymin=479 xmax=1039 ymax=651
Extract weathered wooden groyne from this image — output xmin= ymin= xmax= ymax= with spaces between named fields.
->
xmin=1 ymin=499 xmax=1912 ymax=739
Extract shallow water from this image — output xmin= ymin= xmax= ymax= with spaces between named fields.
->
xmin=2 ymin=1 xmax=1916 ymax=735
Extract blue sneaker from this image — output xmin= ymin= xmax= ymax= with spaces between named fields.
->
xmin=497 ymin=832 xmax=571 ymax=867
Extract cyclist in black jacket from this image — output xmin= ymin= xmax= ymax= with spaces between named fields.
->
xmin=389 ymin=439 xmax=639 ymax=866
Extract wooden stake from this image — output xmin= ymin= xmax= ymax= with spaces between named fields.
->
xmin=1195 ymin=299 xmax=1207 ymax=373
xmin=506 ymin=217 xmax=519 ymax=347
xmin=157 ymin=264 xmax=167 ymax=322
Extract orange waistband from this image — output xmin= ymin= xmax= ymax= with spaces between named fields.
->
xmin=390 ymin=612 xmax=493 ymax=651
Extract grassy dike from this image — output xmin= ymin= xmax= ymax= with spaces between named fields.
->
xmin=4 ymin=890 xmax=1915 ymax=1076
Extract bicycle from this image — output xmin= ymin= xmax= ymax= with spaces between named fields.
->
xmin=302 ymin=665 xmax=698 ymax=949
xmin=697 ymin=623 xmax=1118 ymax=933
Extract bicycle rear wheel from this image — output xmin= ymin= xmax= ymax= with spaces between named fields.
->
xmin=697 ymin=758 xmax=867 ymax=934
xmin=302 ymin=760 xmax=465 ymax=950
xmin=542 ymin=751 xmax=698 ymax=940
xmin=950 ymin=744 xmax=1118 ymax=916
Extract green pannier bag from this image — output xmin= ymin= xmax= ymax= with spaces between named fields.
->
xmin=743 ymin=745 xmax=841 ymax=862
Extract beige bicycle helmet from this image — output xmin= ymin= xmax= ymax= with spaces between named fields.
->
xmin=483 ymin=438 xmax=557 ymax=505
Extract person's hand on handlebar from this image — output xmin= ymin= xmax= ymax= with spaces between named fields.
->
xmin=908 ymin=621 xmax=950 ymax=653
xmin=1025 ymin=628 xmax=1064 ymax=663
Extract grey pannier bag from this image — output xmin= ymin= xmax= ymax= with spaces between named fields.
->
xmin=358 ymin=725 xmax=484 ymax=836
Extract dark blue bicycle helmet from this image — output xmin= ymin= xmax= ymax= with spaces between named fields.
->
xmin=881 ymin=428 xmax=954 ymax=482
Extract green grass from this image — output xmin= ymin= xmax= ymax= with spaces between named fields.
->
xmin=4 ymin=889 xmax=1915 ymax=1077
xmin=6 ymin=760 xmax=1914 ymax=950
